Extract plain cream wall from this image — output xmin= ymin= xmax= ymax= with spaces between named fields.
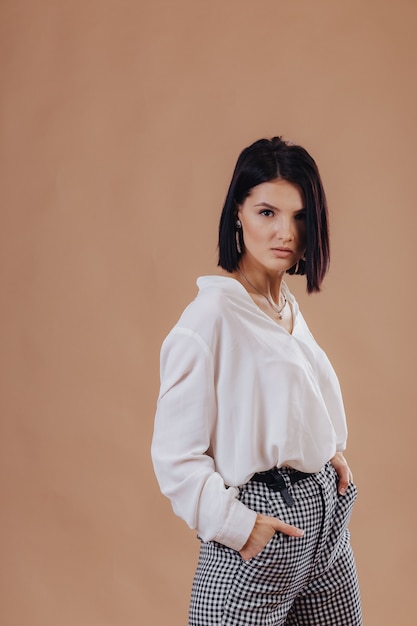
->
xmin=0 ymin=1 xmax=416 ymax=624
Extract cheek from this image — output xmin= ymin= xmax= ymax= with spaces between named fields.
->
xmin=297 ymin=223 xmax=307 ymax=245
xmin=242 ymin=221 xmax=264 ymax=244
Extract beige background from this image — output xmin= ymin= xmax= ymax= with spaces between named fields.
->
xmin=1 ymin=1 xmax=416 ymax=624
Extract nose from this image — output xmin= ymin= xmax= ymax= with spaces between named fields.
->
xmin=274 ymin=216 xmax=294 ymax=242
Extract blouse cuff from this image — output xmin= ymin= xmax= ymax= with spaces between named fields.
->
xmin=214 ymin=498 xmax=257 ymax=552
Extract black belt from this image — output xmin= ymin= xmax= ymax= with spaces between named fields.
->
xmin=250 ymin=467 xmax=314 ymax=507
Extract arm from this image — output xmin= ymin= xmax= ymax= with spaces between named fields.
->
xmin=151 ymin=328 xmax=257 ymax=551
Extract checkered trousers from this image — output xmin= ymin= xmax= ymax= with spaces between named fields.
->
xmin=189 ymin=462 xmax=362 ymax=626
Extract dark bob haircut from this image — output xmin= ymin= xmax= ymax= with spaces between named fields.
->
xmin=218 ymin=136 xmax=330 ymax=293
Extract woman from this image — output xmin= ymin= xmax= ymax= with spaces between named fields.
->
xmin=151 ymin=137 xmax=362 ymax=625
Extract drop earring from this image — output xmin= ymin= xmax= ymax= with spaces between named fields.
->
xmin=295 ymin=254 xmax=306 ymax=274
xmin=235 ymin=220 xmax=242 ymax=254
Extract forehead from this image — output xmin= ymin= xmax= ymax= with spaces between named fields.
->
xmin=246 ymin=179 xmax=304 ymax=209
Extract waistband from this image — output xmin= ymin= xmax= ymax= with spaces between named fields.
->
xmin=249 ymin=467 xmax=314 ymax=507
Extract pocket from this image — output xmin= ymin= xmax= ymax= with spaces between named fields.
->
xmin=236 ymin=483 xmax=280 ymax=561
xmin=242 ymin=529 xmax=279 ymax=563
xmin=338 ymin=478 xmax=358 ymax=509
xmin=328 ymin=471 xmax=356 ymax=534
xmin=328 ymin=462 xmax=359 ymax=502
xmin=221 ymin=531 xmax=301 ymax=625
xmin=342 ymin=479 xmax=358 ymax=521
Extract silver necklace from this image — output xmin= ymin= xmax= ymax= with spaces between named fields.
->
xmin=238 ymin=269 xmax=288 ymax=319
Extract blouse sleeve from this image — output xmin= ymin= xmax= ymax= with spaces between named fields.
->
xmin=151 ymin=327 xmax=257 ymax=551
xmin=321 ymin=363 xmax=348 ymax=452
xmin=316 ymin=349 xmax=348 ymax=452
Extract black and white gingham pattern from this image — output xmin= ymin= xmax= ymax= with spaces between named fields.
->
xmin=189 ymin=462 xmax=362 ymax=626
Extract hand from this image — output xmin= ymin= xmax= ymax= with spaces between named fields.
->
xmin=330 ymin=451 xmax=353 ymax=495
xmin=239 ymin=513 xmax=304 ymax=561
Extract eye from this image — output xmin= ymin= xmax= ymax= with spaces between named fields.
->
xmin=295 ymin=211 xmax=306 ymax=221
xmin=259 ymin=209 xmax=274 ymax=217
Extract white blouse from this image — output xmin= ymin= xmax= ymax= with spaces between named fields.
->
xmin=151 ymin=276 xmax=347 ymax=551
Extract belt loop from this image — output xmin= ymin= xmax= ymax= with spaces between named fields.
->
xmin=266 ymin=468 xmax=295 ymax=507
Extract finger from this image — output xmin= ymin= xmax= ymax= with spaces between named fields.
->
xmin=270 ymin=518 xmax=304 ymax=537
xmin=338 ymin=469 xmax=350 ymax=495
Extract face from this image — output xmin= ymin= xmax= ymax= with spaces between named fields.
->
xmin=237 ymin=179 xmax=306 ymax=275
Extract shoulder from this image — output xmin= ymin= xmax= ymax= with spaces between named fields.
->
xmin=164 ymin=275 xmax=245 ymax=350
xmin=179 ymin=275 xmax=244 ymax=327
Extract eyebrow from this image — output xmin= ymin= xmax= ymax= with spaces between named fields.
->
xmin=254 ymin=202 xmax=277 ymax=210
xmin=254 ymin=202 xmax=306 ymax=212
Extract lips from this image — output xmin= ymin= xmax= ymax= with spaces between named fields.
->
xmin=271 ymin=247 xmax=293 ymax=258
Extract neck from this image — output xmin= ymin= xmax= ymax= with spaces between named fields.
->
xmin=236 ymin=264 xmax=285 ymax=303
